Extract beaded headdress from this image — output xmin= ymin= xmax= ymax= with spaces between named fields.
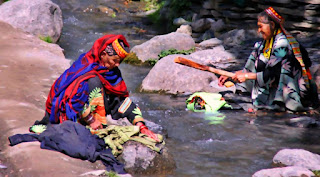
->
xmin=112 ymin=38 xmax=129 ymax=59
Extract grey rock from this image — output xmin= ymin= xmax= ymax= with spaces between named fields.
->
xmin=141 ymin=54 xmax=228 ymax=94
xmin=218 ymin=29 xmax=246 ymax=46
xmin=190 ymin=46 xmax=237 ymax=70
xmin=286 ymin=116 xmax=320 ymax=128
xmin=199 ymin=29 xmax=215 ymax=42
xmin=118 ymin=141 xmax=175 ymax=175
xmin=176 ymin=25 xmax=192 ymax=36
xmin=203 ymin=0 xmax=216 ymax=9
xmin=173 ymin=17 xmax=190 ymax=26
xmin=199 ymin=38 xmax=223 ymax=49
xmin=210 ymin=19 xmax=226 ymax=32
xmin=191 ymin=18 xmax=214 ymax=33
xmin=0 ymin=0 xmax=63 ymax=43
xmin=252 ymin=166 xmax=315 ymax=177
xmin=131 ymin=32 xmax=195 ymax=62
xmin=273 ymin=149 xmax=320 ymax=171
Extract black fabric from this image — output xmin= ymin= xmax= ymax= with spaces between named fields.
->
xmin=8 ymin=121 xmax=126 ymax=174
xmin=8 ymin=133 xmax=39 ymax=146
xmin=88 ymin=76 xmax=138 ymax=123
xmin=300 ymin=44 xmax=312 ymax=68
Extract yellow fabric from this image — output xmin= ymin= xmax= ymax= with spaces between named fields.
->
xmin=263 ymin=29 xmax=281 ymax=59
xmin=93 ymin=125 xmax=164 ymax=156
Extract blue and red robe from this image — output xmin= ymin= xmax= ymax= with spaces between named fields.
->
xmin=45 ymin=34 xmax=129 ymax=124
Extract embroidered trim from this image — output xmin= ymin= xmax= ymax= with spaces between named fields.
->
xmin=118 ymin=97 xmax=132 ymax=113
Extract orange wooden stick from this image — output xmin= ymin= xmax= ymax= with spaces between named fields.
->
xmin=174 ymin=56 xmax=235 ymax=78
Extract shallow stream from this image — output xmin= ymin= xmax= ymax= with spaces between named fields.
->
xmin=54 ymin=0 xmax=320 ymax=176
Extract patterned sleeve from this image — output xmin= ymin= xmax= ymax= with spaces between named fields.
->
xmin=109 ymin=97 xmax=144 ymax=125
xmin=243 ymin=42 xmax=261 ymax=73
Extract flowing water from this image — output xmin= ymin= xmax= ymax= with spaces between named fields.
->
xmin=54 ymin=0 xmax=320 ymax=176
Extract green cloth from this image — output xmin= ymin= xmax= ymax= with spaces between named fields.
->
xmin=186 ymin=92 xmax=231 ymax=112
xmin=94 ymin=125 xmax=164 ymax=156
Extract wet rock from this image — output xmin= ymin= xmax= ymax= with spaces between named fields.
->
xmin=105 ymin=117 xmax=174 ymax=175
xmin=140 ymin=54 xmax=227 ymax=94
xmin=252 ymin=166 xmax=315 ymax=177
xmin=118 ymin=141 xmax=175 ymax=175
xmin=285 ymin=116 xmax=320 ymax=128
xmin=0 ymin=0 xmax=63 ymax=43
xmin=273 ymin=149 xmax=320 ymax=171
xmin=131 ymin=32 xmax=195 ymax=62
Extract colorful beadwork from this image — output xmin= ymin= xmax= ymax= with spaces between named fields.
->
xmin=112 ymin=38 xmax=129 ymax=59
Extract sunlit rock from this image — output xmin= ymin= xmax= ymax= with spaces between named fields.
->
xmin=0 ymin=0 xmax=63 ymax=43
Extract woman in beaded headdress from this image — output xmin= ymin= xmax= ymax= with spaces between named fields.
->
xmin=34 ymin=34 xmax=159 ymax=142
xmin=219 ymin=7 xmax=318 ymax=112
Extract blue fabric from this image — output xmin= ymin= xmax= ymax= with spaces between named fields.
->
xmin=48 ymin=53 xmax=125 ymax=123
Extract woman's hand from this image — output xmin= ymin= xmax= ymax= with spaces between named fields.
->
xmin=136 ymin=122 xmax=160 ymax=142
xmin=218 ymin=75 xmax=229 ymax=86
xmin=232 ymin=72 xmax=248 ymax=83
xmin=89 ymin=118 xmax=103 ymax=130
xmin=232 ymin=72 xmax=256 ymax=83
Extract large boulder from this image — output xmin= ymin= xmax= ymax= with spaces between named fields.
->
xmin=105 ymin=117 xmax=175 ymax=175
xmin=118 ymin=141 xmax=175 ymax=175
xmin=190 ymin=45 xmax=237 ymax=70
xmin=0 ymin=0 xmax=63 ymax=43
xmin=130 ymin=32 xmax=195 ymax=62
xmin=273 ymin=149 xmax=320 ymax=171
xmin=252 ymin=166 xmax=315 ymax=177
xmin=140 ymin=54 xmax=233 ymax=94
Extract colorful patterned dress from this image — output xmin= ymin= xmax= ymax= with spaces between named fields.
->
xmin=236 ymin=32 xmax=318 ymax=111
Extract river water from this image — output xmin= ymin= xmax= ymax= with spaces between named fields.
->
xmin=53 ymin=0 xmax=320 ymax=176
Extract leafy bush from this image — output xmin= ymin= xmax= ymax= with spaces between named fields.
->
xmin=158 ymin=47 xmax=195 ymax=59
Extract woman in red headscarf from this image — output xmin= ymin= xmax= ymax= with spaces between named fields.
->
xmin=219 ymin=7 xmax=318 ymax=112
xmin=35 ymin=34 xmax=159 ymax=141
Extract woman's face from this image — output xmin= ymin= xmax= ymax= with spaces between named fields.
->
xmin=257 ymin=17 xmax=275 ymax=40
xmin=100 ymin=51 xmax=121 ymax=69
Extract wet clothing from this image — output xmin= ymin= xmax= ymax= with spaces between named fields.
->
xmin=9 ymin=121 xmax=126 ymax=174
xmin=236 ymin=32 xmax=318 ymax=111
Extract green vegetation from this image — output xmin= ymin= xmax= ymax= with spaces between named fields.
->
xmin=143 ymin=0 xmax=163 ymax=11
xmin=313 ymin=170 xmax=320 ymax=177
xmin=123 ymin=48 xmax=195 ymax=66
xmin=111 ymin=12 xmax=116 ymax=18
xmin=146 ymin=58 xmax=157 ymax=66
xmin=105 ymin=171 xmax=119 ymax=177
xmin=123 ymin=52 xmax=143 ymax=65
xmin=158 ymin=47 xmax=195 ymax=59
xmin=4 ymin=0 xmax=10 ymax=2
xmin=39 ymin=36 xmax=53 ymax=43
xmin=146 ymin=0 xmax=192 ymax=31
